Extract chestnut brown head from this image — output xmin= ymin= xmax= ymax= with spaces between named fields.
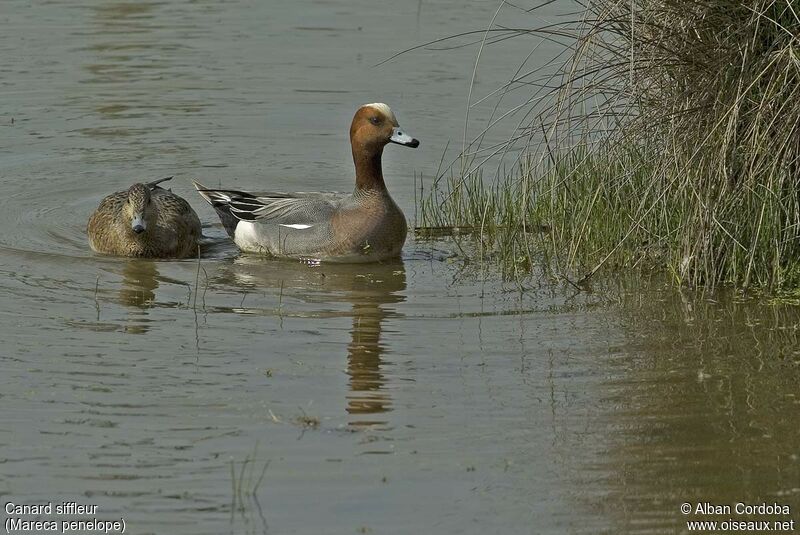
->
xmin=349 ymin=103 xmax=419 ymax=152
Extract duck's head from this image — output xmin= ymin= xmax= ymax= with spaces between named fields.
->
xmin=123 ymin=183 xmax=156 ymax=235
xmin=350 ymin=103 xmax=420 ymax=153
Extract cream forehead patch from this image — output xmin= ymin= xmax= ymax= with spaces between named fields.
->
xmin=362 ymin=102 xmax=398 ymax=124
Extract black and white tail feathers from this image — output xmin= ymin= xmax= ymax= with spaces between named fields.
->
xmin=192 ymin=181 xmax=251 ymax=238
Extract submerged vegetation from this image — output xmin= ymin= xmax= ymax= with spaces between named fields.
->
xmin=419 ymin=0 xmax=800 ymax=293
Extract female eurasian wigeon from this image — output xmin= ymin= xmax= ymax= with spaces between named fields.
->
xmin=87 ymin=176 xmax=202 ymax=258
xmin=194 ymin=103 xmax=419 ymax=263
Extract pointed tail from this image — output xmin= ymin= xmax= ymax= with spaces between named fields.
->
xmin=193 ymin=180 xmax=220 ymax=206
xmin=146 ymin=176 xmax=174 ymax=189
xmin=192 ymin=181 xmax=240 ymax=239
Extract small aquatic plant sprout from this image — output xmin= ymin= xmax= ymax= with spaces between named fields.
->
xmin=87 ymin=176 xmax=202 ymax=258
xmin=194 ymin=102 xmax=419 ymax=263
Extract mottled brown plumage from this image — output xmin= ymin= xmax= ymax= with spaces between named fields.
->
xmin=87 ymin=177 xmax=202 ymax=258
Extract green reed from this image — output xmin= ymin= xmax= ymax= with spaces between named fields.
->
xmin=419 ymin=0 xmax=800 ymax=293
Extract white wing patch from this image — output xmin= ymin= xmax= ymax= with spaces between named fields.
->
xmin=279 ymin=223 xmax=314 ymax=230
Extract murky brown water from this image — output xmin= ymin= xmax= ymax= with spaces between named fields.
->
xmin=2 ymin=1 xmax=799 ymax=534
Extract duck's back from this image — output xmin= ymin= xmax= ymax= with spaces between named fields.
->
xmin=87 ymin=191 xmax=128 ymax=254
xmin=229 ymin=192 xmax=342 ymax=257
xmin=235 ymin=189 xmax=406 ymax=262
xmin=153 ymin=189 xmax=201 ymax=233
xmin=152 ymin=188 xmax=202 ymax=258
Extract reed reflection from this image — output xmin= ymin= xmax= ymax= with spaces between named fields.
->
xmin=591 ymin=276 xmax=800 ymax=532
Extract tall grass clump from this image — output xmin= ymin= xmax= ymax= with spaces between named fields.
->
xmin=422 ymin=0 xmax=800 ymax=292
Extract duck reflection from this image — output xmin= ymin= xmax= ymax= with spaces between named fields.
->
xmin=119 ymin=259 xmax=159 ymax=307
xmin=114 ymin=259 xmax=195 ymax=334
xmin=343 ymin=265 xmax=406 ymax=427
xmin=118 ymin=259 xmax=160 ymax=333
xmin=215 ymin=256 xmax=407 ymax=427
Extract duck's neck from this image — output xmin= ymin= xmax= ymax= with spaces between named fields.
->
xmin=353 ymin=145 xmax=386 ymax=193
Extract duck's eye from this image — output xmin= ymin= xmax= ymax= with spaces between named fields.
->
xmin=369 ymin=116 xmax=381 ymax=125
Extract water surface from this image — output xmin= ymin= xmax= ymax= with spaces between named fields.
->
xmin=1 ymin=1 xmax=799 ymax=534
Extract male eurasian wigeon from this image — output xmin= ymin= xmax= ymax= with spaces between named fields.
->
xmin=87 ymin=176 xmax=202 ymax=258
xmin=194 ymin=103 xmax=419 ymax=263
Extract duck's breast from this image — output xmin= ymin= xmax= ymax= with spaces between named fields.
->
xmin=329 ymin=192 xmax=407 ymax=259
